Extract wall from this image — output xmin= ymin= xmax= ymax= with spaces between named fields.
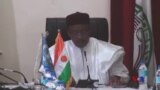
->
xmin=6 ymin=0 xmax=110 ymax=81
xmin=0 ymin=0 xmax=20 ymax=82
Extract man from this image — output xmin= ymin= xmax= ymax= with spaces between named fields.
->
xmin=49 ymin=12 xmax=129 ymax=87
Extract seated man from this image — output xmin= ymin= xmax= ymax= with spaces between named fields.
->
xmin=41 ymin=12 xmax=129 ymax=88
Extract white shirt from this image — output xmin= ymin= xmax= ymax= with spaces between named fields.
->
xmin=49 ymin=37 xmax=129 ymax=85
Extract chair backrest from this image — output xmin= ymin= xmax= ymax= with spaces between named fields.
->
xmin=46 ymin=18 xmax=108 ymax=47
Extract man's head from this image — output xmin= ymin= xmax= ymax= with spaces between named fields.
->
xmin=66 ymin=12 xmax=90 ymax=48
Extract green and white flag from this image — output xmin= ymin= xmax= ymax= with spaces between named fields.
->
xmin=133 ymin=0 xmax=156 ymax=86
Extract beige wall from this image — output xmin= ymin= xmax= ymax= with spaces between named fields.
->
xmin=0 ymin=0 xmax=20 ymax=82
xmin=0 ymin=0 xmax=110 ymax=81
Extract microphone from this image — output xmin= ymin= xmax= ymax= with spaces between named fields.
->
xmin=0 ymin=67 xmax=28 ymax=83
xmin=0 ymin=72 xmax=18 ymax=84
xmin=84 ymin=51 xmax=91 ymax=81
xmin=76 ymin=51 xmax=98 ymax=88
xmin=0 ymin=68 xmax=33 ymax=90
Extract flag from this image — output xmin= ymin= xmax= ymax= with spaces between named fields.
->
xmin=39 ymin=34 xmax=59 ymax=88
xmin=39 ymin=34 xmax=56 ymax=77
xmin=133 ymin=0 xmax=156 ymax=86
xmin=54 ymin=30 xmax=71 ymax=85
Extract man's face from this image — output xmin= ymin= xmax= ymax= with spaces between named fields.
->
xmin=67 ymin=24 xmax=90 ymax=48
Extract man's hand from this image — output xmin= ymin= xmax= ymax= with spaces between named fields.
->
xmin=108 ymin=75 xmax=121 ymax=88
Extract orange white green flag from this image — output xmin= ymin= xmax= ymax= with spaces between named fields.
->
xmin=54 ymin=30 xmax=71 ymax=85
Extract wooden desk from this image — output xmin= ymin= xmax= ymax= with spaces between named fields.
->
xmin=70 ymin=87 xmax=137 ymax=90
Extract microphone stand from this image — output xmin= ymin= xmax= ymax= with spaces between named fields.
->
xmin=84 ymin=51 xmax=91 ymax=81
xmin=0 ymin=68 xmax=28 ymax=83
xmin=13 ymin=71 xmax=28 ymax=83
xmin=84 ymin=51 xmax=98 ymax=88
xmin=76 ymin=50 xmax=98 ymax=88
xmin=0 ymin=72 xmax=18 ymax=84
xmin=0 ymin=71 xmax=32 ymax=90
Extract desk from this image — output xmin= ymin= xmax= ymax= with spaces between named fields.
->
xmin=0 ymin=84 xmax=138 ymax=90
xmin=70 ymin=87 xmax=137 ymax=90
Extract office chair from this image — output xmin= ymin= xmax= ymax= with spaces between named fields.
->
xmin=45 ymin=18 xmax=108 ymax=47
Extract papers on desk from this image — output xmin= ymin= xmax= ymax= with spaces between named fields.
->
xmin=70 ymin=86 xmax=137 ymax=90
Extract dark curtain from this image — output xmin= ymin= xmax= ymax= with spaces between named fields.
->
xmin=111 ymin=0 xmax=135 ymax=76
xmin=152 ymin=0 xmax=160 ymax=65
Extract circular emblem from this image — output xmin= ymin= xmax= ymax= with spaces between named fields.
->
xmin=134 ymin=5 xmax=153 ymax=67
xmin=61 ymin=55 xmax=67 ymax=62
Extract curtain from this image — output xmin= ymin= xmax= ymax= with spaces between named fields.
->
xmin=152 ymin=0 xmax=160 ymax=65
xmin=111 ymin=0 xmax=135 ymax=75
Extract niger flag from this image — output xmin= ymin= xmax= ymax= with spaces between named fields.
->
xmin=54 ymin=30 xmax=71 ymax=85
